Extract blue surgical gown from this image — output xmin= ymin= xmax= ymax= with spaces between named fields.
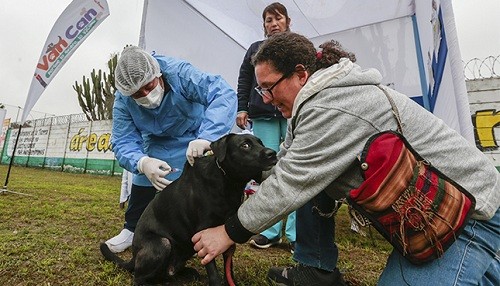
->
xmin=112 ymin=55 xmax=237 ymax=186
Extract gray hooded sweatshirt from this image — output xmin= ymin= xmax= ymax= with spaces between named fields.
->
xmin=228 ymin=59 xmax=499 ymax=240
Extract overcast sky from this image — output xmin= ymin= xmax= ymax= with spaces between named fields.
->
xmin=0 ymin=0 xmax=498 ymax=122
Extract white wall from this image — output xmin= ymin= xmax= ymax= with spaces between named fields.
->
xmin=467 ymin=77 xmax=500 ymax=169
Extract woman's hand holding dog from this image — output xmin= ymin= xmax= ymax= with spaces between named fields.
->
xmin=192 ymin=225 xmax=234 ymax=265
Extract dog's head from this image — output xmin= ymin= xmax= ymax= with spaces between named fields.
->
xmin=210 ymin=134 xmax=277 ymax=181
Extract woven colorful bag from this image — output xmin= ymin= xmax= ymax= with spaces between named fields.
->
xmin=347 ymin=130 xmax=476 ymax=264
xmin=347 ymin=86 xmax=476 ymax=264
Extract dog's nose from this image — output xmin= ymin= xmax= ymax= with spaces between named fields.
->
xmin=264 ymin=149 xmax=277 ymax=159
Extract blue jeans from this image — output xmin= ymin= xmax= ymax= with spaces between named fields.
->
xmin=378 ymin=208 xmax=500 ymax=285
xmin=253 ymin=117 xmax=296 ymax=243
xmin=293 ymin=191 xmax=339 ymax=271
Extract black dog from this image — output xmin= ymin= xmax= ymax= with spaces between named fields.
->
xmin=100 ymin=133 xmax=277 ymax=285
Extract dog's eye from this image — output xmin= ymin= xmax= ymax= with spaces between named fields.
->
xmin=241 ymin=143 xmax=250 ymax=149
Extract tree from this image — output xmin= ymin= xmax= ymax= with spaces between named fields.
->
xmin=73 ymin=53 xmax=117 ymax=121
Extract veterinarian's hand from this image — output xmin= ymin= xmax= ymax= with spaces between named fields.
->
xmin=138 ymin=156 xmax=173 ymax=191
xmin=186 ymin=139 xmax=211 ymax=166
xmin=192 ymin=225 xmax=234 ymax=265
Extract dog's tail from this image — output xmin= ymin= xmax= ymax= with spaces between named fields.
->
xmin=99 ymin=242 xmax=135 ymax=272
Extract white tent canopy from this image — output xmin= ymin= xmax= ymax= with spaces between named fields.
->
xmin=177 ymin=0 xmax=415 ymax=48
xmin=140 ymin=0 xmax=473 ymax=141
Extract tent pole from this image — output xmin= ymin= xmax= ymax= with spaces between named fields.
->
xmin=1 ymin=124 xmax=33 ymax=196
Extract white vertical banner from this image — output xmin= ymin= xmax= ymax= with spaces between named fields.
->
xmin=21 ymin=0 xmax=110 ymax=124
xmin=414 ymin=0 xmax=474 ymax=142
xmin=0 ymin=109 xmax=6 ymax=128
xmin=440 ymin=0 xmax=474 ymax=143
xmin=0 ymin=117 xmax=10 ymax=152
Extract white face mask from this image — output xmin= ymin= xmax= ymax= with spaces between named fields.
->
xmin=134 ymin=83 xmax=164 ymax=109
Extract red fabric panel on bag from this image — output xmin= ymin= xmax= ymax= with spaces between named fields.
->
xmin=349 ymin=133 xmax=402 ymax=200
xmin=349 ymin=132 xmax=416 ymax=212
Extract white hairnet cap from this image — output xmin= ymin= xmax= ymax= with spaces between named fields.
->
xmin=115 ymin=46 xmax=161 ymax=96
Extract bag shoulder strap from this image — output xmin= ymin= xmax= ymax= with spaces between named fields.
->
xmin=292 ymin=85 xmax=403 ymax=136
xmin=377 ymin=85 xmax=403 ymax=134
xmin=290 ymin=92 xmax=317 ymax=139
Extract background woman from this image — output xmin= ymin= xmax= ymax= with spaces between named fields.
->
xmin=236 ymin=2 xmax=296 ymax=252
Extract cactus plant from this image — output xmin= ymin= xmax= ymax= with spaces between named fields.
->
xmin=73 ymin=53 xmax=118 ymax=121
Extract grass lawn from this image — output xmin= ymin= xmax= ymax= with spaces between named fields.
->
xmin=0 ymin=165 xmax=391 ymax=285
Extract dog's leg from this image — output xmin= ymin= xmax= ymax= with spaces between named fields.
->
xmin=134 ymin=237 xmax=171 ymax=285
xmin=205 ymin=260 xmax=224 ymax=286
xmin=222 ymin=244 xmax=237 ymax=286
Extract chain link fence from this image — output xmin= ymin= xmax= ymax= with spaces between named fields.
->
xmin=10 ymin=113 xmax=88 ymax=128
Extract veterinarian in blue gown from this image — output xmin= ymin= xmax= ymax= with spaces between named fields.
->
xmin=106 ymin=46 xmax=237 ymax=253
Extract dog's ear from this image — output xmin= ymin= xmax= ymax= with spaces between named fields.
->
xmin=210 ymin=134 xmax=234 ymax=162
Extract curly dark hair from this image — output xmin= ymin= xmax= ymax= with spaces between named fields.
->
xmin=252 ymin=32 xmax=316 ymax=76
xmin=317 ymin=40 xmax=356 ymax=69
xmin=252 ymin=32 xmax=356 ymax=76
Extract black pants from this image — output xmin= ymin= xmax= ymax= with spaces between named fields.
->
xmin=124 ymin=184 xmax=156 ymax=232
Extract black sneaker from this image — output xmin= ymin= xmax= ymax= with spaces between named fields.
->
xmin=267 ymin=264 xmax=346 ymax=286
xmin=248 ymin=234 xmax=282 ymax=249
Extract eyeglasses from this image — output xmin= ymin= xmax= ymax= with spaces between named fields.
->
xmin=254 ymin=74 xmax=287 ymax=100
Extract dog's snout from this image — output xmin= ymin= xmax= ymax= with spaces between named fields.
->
xmin=264 ymin=148 xmax=277 ymax=160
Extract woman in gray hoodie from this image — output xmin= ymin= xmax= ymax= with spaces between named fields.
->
xmin=193 ymin=32 xmax=500 ymax=286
